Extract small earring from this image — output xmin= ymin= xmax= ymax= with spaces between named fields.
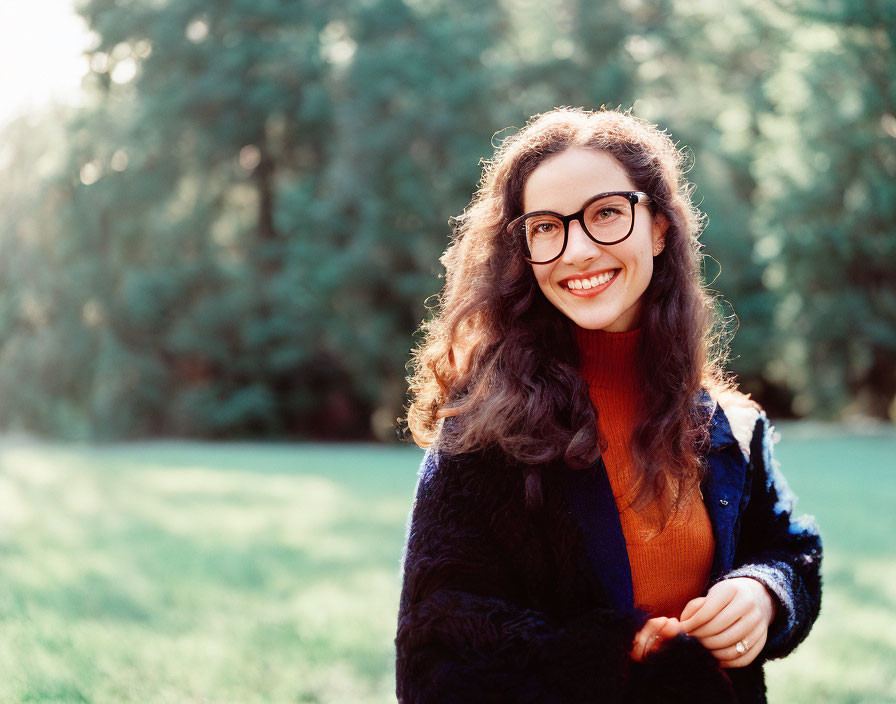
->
xmin=653 ymin=242 xmax=664 ymax=256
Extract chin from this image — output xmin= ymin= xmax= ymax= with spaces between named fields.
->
xmin=556 ymin=299 xmax=639 ymax=332
xmin=562 ymin=310 xmax=622 ymax=331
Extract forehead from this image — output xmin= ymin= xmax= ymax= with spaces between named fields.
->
xmin=522 ymin=148 xmax=634 ymax=213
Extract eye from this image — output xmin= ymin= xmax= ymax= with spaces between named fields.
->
xmin=594 ymin=206 xmax=622 ymax=222
xmin=526 ymin=218 xmax=561 ymax=237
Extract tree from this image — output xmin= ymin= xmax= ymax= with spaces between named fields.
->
xmin=754 ymin=2 xmax=896 ymax=417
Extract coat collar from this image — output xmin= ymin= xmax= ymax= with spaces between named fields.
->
xmin=700 ymin=387 xmax=740 ymax=453
xmin=560 ymin=387 xmax=744 ymax=613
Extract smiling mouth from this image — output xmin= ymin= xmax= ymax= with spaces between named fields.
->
xmin=562 ymin=269 xmax=620 ymax=290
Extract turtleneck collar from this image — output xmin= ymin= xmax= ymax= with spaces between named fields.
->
xmin=572 ymin=323 xmax=643 ymax=390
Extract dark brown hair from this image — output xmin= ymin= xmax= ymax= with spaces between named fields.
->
xmin=404 ymin=107 xmax=734 ymax=513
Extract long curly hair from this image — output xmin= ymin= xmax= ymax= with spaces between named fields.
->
xmin=404 ymin=107 xmax=734 ymax=513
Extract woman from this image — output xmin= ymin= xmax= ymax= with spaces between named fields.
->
xmin=395 ymin=107 xmax=821 ymax=703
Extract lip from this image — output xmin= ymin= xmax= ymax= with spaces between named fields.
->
xmin=559 ymin=268 xmax=621 ymax=297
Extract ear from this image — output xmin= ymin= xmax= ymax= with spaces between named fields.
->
xmin=652 ymin=212 xmax=669 ymax=255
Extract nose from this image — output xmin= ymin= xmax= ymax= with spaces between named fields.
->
xmin=561 ymin=217 xmax=601 ymax=264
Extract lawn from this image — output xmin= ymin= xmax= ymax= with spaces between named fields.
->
xmin=0 ymin=424 xmax=893 ymax=703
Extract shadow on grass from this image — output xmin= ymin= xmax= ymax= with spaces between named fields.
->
xmin=22 ymin=571 xmax=155 ymax=623
xmin=21 ymin=514 xmax=409 ymax=624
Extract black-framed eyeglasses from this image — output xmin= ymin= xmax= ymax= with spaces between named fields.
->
xmin=506 ymin=190 xmax=654 ymax=265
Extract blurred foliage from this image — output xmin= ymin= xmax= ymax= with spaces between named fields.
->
xmin=0 ymin=0 xmax=893 ymax=440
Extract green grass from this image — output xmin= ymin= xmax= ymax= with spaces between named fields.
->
xmin=762 ymin=423 xmax=896 ymax=703
xmin=0 ymin=426 xmax=893 ymax=703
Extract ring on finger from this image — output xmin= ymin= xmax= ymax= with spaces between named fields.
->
xmin=735 ymin=638 xmax=750 ymax=654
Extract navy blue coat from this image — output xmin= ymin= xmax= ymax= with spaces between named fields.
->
xmin=395 ymin=389 xmax=822 ymax=703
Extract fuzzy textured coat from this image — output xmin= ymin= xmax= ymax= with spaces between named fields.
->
xmin=395 ymin=389 xmax=822 ymax=703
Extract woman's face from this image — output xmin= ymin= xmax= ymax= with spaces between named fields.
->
xmin=522 ymin=148 xmax=667 ymax=331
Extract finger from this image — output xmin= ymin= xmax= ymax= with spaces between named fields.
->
xmin=631 ymin=624 xmax=649 ymax=662
xmin=657 ymin=617 xmax=682 ymax=640
xmin=645 ymin=617 xmax=682 ymax=657
xmin=719 ymin=632 xmax=765 ymax=668
xmin=698 ymin=612 xmax=758 ymax=651
xmin=680 ymin=585 xmax=737 ymax=634
xmin=679 ymin=596 xmax=705 ymax=622
xmin=714 ymin=622 xmax=768 ymax=668
xmin=721 ymin=628 xmax=767 ymax=668
xmin=644 ymin=633 xmax=663 ymax=657
xmin=686 ymin=594 xmax=751 ymax=639
xmin=639 ymin=617 xmax=668 ymax=662
xmin=632 ymin=618 xmax=667 ymax=663
xmin=634 ymin=617 xmax=666 ymax=641
xmin=632 ymin=631 xmax=650 ymax=662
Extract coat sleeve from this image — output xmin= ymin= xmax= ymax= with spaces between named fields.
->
xmin=395 ymin=449 xmax=737 ymax=704
xmin=714 ymin=412 xmax=823 ymax=660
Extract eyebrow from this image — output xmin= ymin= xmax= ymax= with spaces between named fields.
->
xmin=520 ymin=190 xmax=631 ymax=216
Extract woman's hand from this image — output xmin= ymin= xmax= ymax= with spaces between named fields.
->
xmin=630 ymin=616 xmax=681 ymax=663
xmin=679 ymin=578 xmax=777 ymax=668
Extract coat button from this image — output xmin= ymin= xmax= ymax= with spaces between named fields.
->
xmin=719 ymin=499 xmax=729 ymax=507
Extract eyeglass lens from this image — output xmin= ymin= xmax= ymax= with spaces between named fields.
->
xmin=522 ymin=194 xmax=635 ymax=263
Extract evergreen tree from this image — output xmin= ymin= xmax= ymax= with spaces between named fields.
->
xmin=754 ymin=1 xmax=896 ymax=417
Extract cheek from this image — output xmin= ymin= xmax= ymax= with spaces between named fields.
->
xmin=632 ymin=255 xmax=654 ymax=286
xmin=531 ymin=265 xmax=554 ymax=291
xmin=623 ymin=236 xmax=655 ymax=274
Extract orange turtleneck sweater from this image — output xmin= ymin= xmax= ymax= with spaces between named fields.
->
xmin=573 ymin=324 xmax=715 ymax=618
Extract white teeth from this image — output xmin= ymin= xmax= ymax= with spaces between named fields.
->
xmin=565 ymin=270 xmax=617 ymax=290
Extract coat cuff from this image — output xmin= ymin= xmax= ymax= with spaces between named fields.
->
xmin=716 ymin=561 xmax=796 ymax=655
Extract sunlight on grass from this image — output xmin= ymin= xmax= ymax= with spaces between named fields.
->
xmin=765 ymin=424 xmax=896 ymax=704
xmin=767 ymin=556 xmax=896 ymax=701
xmin=133 ymin=467 xmax=351 ymax=552
xmin=0 ymin=440 xmax=420 ymax=703
xmin=0 ymin=473 xmax=30 ymax=525
xmin=0 ymin=431 xmax=892 ymax=702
